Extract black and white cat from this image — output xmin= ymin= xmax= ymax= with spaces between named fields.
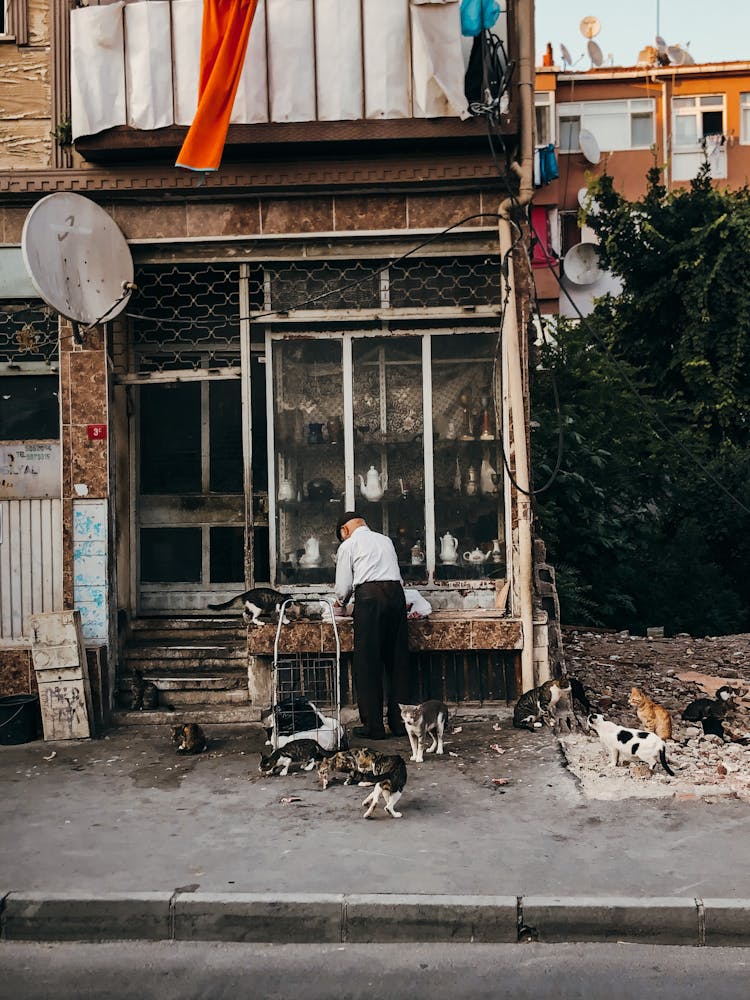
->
xmin=587 ymin=714 xmax=674 ymax=775
xmin=259 ymin=739 xmax=331 ymax=776
xmin=399 ymin=700 xmax=450 ymax=763
xmin=207 ymin=587 xmax=299 ymax=627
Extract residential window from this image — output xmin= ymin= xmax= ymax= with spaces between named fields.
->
xmin=672 ymin=94 xmax=725 ymax=147
xmin=672 ymin=94 xmax=727 ymax=180
xmin=535 ymin=91 xmax=555 ymax=146
xmin=740 ymin=92 xmax=750 ymax=144
xmin=2 ymin=0 xmax=29 ymax=43
xmin=557 ymin=98 xmax=655 ymax=152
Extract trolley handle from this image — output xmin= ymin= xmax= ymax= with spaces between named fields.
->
xmin=273 ymin=598 xmax=341 ymax=664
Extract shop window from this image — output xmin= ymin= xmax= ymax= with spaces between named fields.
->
xmin=0 ymin=375 xmax=59 ymax=440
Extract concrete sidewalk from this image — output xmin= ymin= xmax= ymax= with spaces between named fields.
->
xmin=2 ymin=716 xmax=749 ymax=945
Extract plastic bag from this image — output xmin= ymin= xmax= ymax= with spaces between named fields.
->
xmin=460 ymin=0 xmax=501 ymax=37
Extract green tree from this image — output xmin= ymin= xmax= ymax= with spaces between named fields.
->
xmin=532 ymin=164 xmax=750 ymax=635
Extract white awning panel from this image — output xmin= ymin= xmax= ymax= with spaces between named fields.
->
xmin=70 ymin=3 xmax=127 ymax=139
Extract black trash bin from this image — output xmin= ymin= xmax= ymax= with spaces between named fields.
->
xmin=0 ymin=694 xmax=41 ymax=745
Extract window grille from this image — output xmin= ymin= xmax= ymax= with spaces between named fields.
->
xmin=0 ymin=303 xmax=58 ymax=365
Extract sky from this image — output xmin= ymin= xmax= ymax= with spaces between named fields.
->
xmin=535 ymin=0 xmax=750 ymax=68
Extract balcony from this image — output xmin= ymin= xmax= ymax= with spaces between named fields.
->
xmin=71 ymin=0 xmax=516 ymax=163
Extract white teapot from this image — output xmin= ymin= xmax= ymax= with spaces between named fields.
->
xmin=463 ymin=547 xmax=489 ymax=564
xmin=277 ymin=476 xmax=294 ymax=502
xmin=299 ymin=535 xmax=321 ymax=567
xmin=439 ymin=531 xmax=459 ymax=564
xmin=359 ymin=465 xmax=387 ymax=502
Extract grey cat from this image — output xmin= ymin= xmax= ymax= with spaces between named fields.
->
xmin=399 ymin=700 xmax=450 ymax=763
xmin=207 ymin=587 xmax=300 ymax=627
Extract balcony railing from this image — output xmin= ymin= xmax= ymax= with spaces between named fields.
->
xmin=70 ymin=0 xmax=513 ymax=158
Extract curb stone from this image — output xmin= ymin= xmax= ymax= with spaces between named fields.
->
xmin=1 ymin=891 xmax=750 ymax=946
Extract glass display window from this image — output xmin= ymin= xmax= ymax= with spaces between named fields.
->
xmin=267 ymin=329 xmax=505 ymax=588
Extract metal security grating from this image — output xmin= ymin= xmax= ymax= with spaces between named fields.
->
xmin=0 ymin=304 xmax=58 ymax=364
xmin=263 ymin=260 xmax=382 ymax=312
xmin=389 ymin=257 xmax=501 ymax=308
xmin=132 ymin=264 xmax=243 ymax=372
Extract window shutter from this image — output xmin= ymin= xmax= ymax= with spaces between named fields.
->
xmin=7 ymin=0 xmax=30 ymax=45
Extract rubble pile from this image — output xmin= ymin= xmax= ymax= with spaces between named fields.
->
xmin=559 ymin=629 xmax=750 ymax=802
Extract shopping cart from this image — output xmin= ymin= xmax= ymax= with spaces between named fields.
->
xmin=270 ymin=598 xmax=343 ymax=751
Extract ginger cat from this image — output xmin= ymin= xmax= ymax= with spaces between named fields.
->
xmin=628 ymin=687 xmax=672 ymax=741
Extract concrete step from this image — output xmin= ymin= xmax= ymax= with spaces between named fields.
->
xmin=124 ymin=657 xmax=247 ymax=673
xmin=112 ymin=704 xmax=263 ymax=726
xmin=125 ymin=641 xmax=246 ymax=658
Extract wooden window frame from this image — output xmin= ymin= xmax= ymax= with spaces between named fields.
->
xmin=3 ymin=0 xmax=29 ymax=44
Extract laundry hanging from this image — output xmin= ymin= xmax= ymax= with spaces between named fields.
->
xmin=176 ymin=0 xmax=260 ymax=173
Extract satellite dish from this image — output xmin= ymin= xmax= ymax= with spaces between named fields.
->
xmin=560 ymin=43 xmax=573 ymax=67
xmin=577 ymin=187 xmax=601 ymax=216
xmin=579 ymin=128 xmax=601 ymax=164
xmin=668 ymin=44 xmax=695 ymax=66
xmin=587 ymin=40 xmax=604 ymax=67
xmin=21 ymin=193 xmax=134 ymax=327
xmin=580 ymin=16 xmax=601 ymax=39
xmin=655 ymin=35 xmax=668 ymax=54
xmin=563 ymin=243 xmax=603 ymax=285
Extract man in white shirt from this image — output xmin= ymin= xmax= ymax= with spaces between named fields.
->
xmin=334 ymin=512 xmax=410 ymax=740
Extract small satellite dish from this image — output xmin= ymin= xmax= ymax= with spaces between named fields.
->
xmin=578 ymin=128 xmax=601 ymax=164
xmin=577 ymin=187 xmax=601 ymax=216
xmin=587 ymin=40 xmax=604 ymax=67
xmin=563 ymin=243 xmax=603 ymax=285
xmin=560 ymin=43 xmax=573 ymax=67
xmin=580 ymin=16 xmax=601 ymax=39
xmin=21 ymin=193 xmax=134 ymax=327
xmin=655 ymin=35 xmax=668 ymax=53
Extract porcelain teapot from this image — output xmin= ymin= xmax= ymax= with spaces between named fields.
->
xmin=299 ymin=535 xmax=321 ymax=567
xmin=439 ymin=531 xmax=459 ymax=564
xmin=463 ymin=546 xmax=489 ymax=564
xmin=277 ymin=476 xmax=294 ymax=502
xmin=359 ymin=465 xmax=387 ymax=502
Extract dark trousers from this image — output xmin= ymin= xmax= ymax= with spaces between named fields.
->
xmin=352 ymin=581 xmax=411 ymax=733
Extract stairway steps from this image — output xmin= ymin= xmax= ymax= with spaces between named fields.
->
xmin=112 ymin=704 xmax=262 ymax=726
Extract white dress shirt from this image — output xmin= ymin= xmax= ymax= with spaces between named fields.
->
xmin=334 ymin=525 xmax=402 ymax=605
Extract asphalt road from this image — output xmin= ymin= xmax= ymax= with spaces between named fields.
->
xmin=1 ymin=942 xmax=749 ymax=1000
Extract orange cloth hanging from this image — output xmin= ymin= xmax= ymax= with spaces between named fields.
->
xmin=176 ymin=0 xmax=259 ymax=173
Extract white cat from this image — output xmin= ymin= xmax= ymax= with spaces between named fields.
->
xmin=588 ymin=713 xmax=674 ymax=776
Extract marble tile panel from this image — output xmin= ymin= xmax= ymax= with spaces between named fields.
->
xmin=471 ymin=619 xmax=523 ymax=650
xmin=111 ymin=202 xmax=188 ymax=240
xmin=70 ymin=425 xmax=109 ymax=498
xmin=59 ymin=353 xmax=72 ymax=425
xmin=0 ymin=649 xmax=32 ymax=697
xmin=79 ymin=326 xmax=105 ymax=352
xmin=322 ymin=622 xmax=353 ymax=654
xmin=260 ymin=197 xmax=334 ymax=234
xmin=187 ymin=200 xmax=262 ymax=237
xmin=61 ymin=427 xmax=73 ymax=499
xmin=334 ymin=194 xmax=406 ymax=231
xmin=2 ymin=206 xmax=28 ymax=244
xmin=411 ymin=621 xmax=472 ymax=651
xmin=69 ymin=351 xmax=107 ymax=424
xmin=276 ymin=623 xmax=323 ymax=654
xmin=407 ymin=192 xmax=482 ymax=230
xmin=246 ymin=624 xmax=276 ymax=654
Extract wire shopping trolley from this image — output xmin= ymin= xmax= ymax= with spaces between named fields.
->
xmin=270 ymin=599 xmax=343 ymax=751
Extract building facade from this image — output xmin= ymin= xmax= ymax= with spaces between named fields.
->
xmin=532 ymin=57 xmax=750 ymax=315
xmin=0 ymin=0 xmax=546 ymax=723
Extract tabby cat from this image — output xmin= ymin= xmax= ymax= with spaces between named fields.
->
xmin=628 ymin=687 xmax=672 ymax=741
xmin=399 ymin=700 xmax=450 ymax=763
xmin=513 ymin=677 xmax=572 ymax=732
xmin=317 ymin=750 xmax=366 ymax=789
xmin=207 ymin=588 xmax=299 ymax=627
xmin=259 ymin=738 xmax=331 ymax=776
xmin=350 ymin=748 xmax=408 ymax=819
xmin=130 ymin=670 xmax=159 ymax=711
xmin=171 ymin=723 xmax=207 ymax=755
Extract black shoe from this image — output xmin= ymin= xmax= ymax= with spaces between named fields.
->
xmin=353 ymin=726 xmax=387 ymax=740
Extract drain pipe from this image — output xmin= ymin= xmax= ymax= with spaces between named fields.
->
xmin=498 ymin=0 xmax=536 ymax=691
